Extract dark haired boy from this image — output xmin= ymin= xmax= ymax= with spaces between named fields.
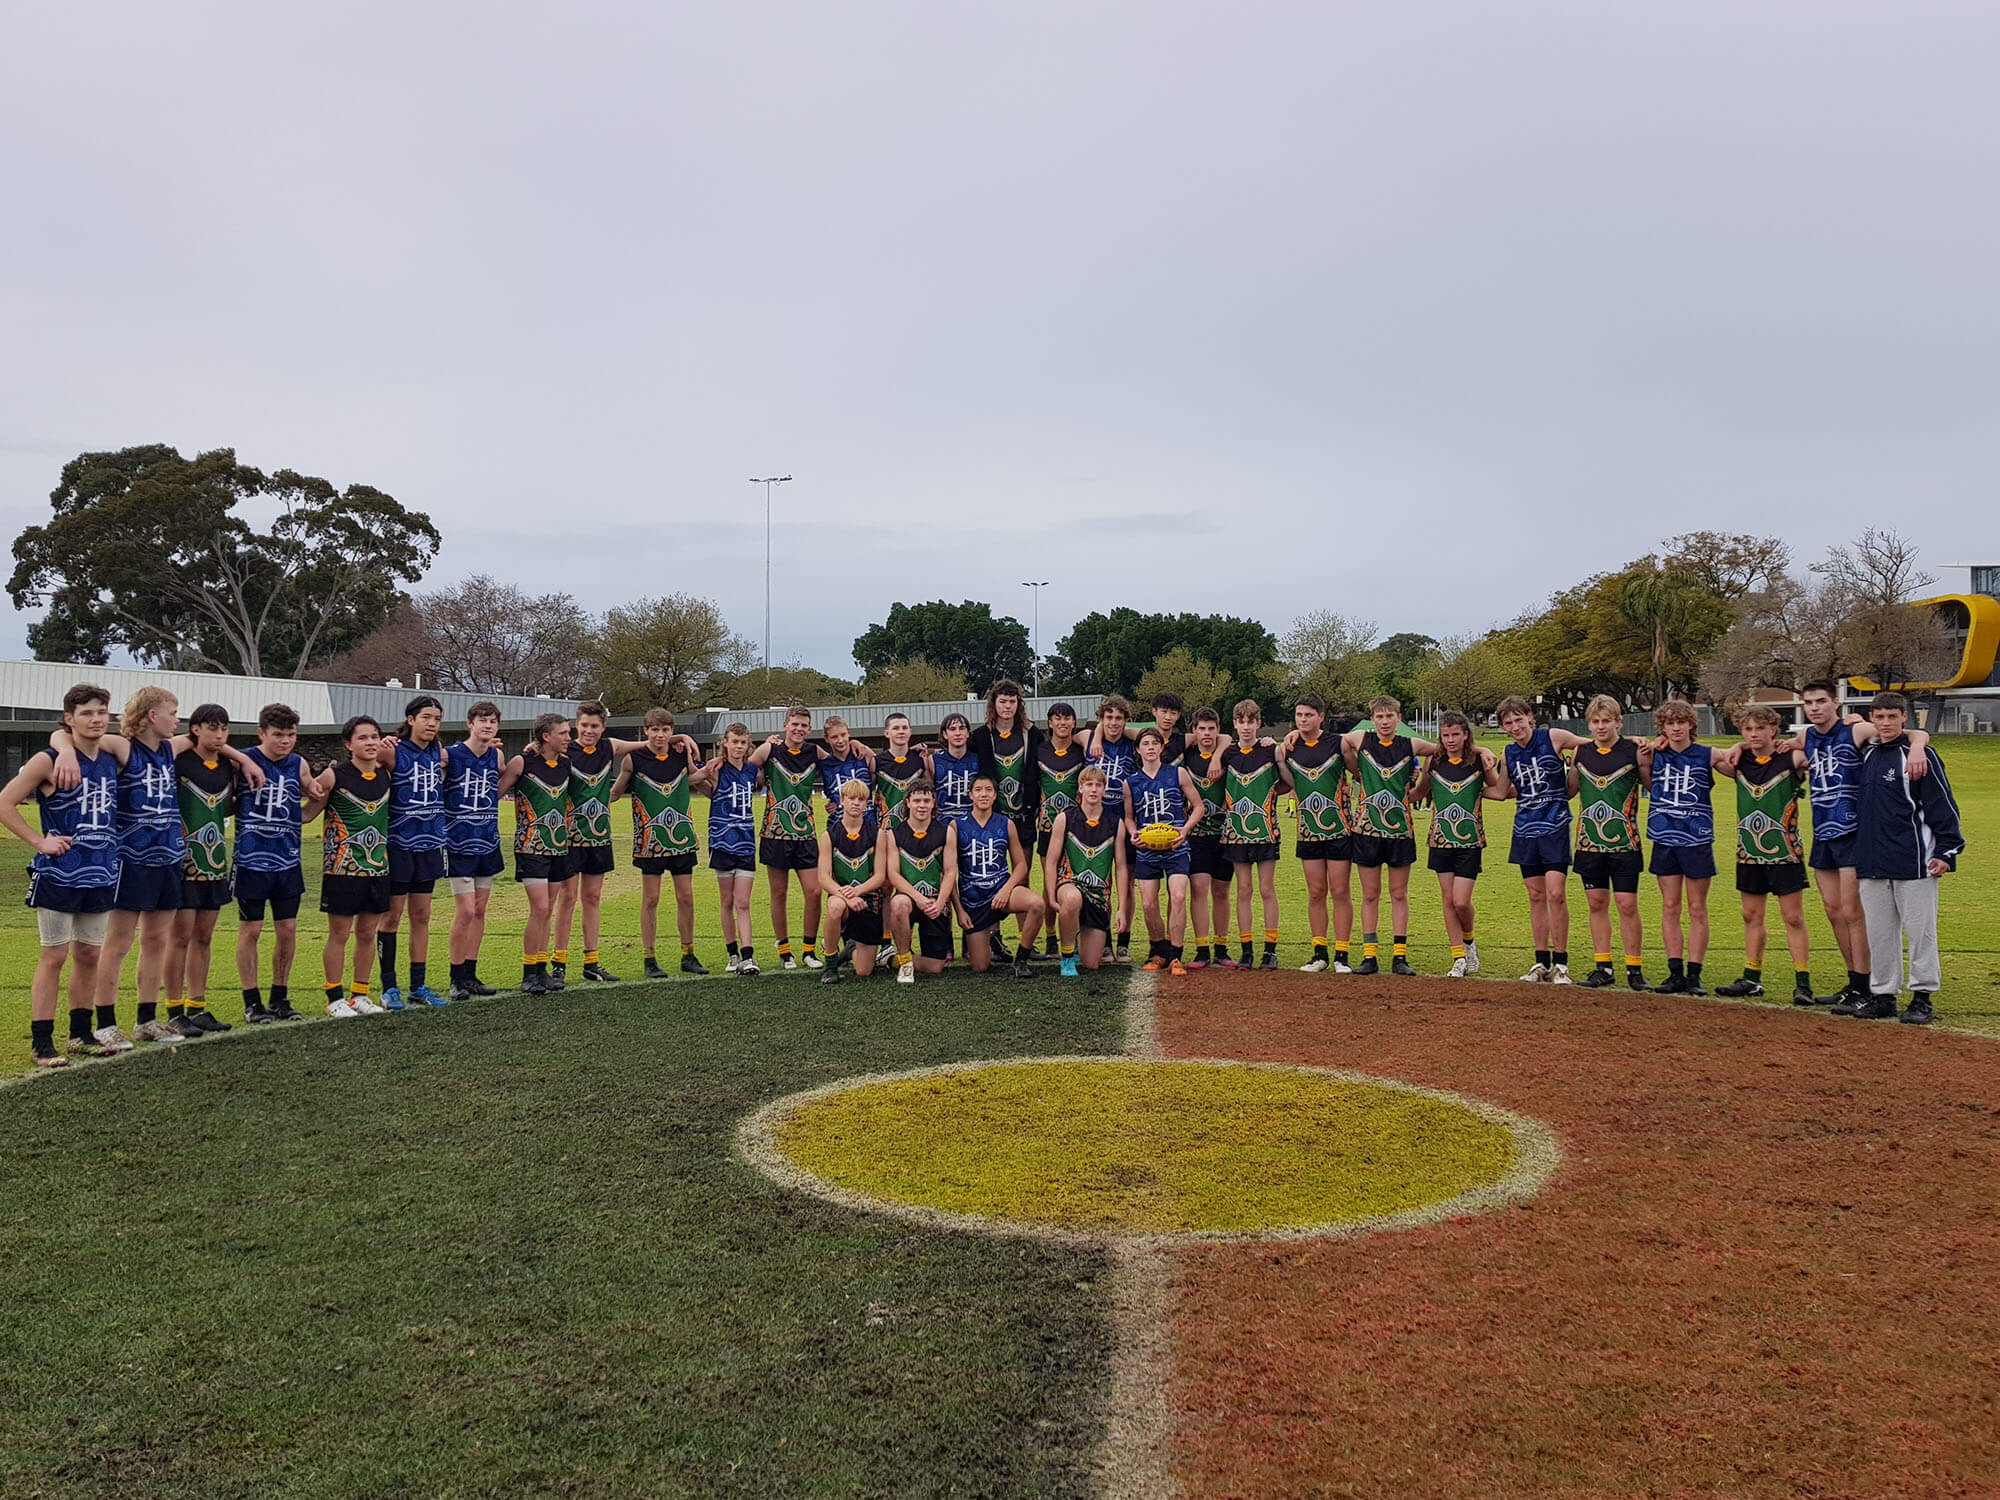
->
xmin=611 ymin=708 xmax=709 ymax=977
xmin=380 ymin=694 xmax=448 ymax=1008
xmin=165 ymin=703 xmax=237 ymax=1035
xmin=445 ymin=701 xmax=514 ymax=999
xmin=753 ymin=706 xmax=827 ymax=969
xmin=235 ymin=703 xmax=320 ymax=1022
xmin=1202 ymin=699 xmax=1290 ymax=968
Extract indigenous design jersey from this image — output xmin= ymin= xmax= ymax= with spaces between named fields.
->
xmin=893 ymin=818 xmax=948 ymax=901
xmin=873 ymin=752 xmax=927 ymax=826
xmin=388 ymin=737 xmax=447 ymax=852
xmin=1647 ymin=743 xmax=1715 ymax=848
xmin=1034 ymin=739 xmax=1085 ymax=834
xmin=1285 ymin=737 xmax=1347 ymax=841
xmin=710 ymin=759 xmax=758 ymax=857
xmin=629 ymin=748 xmax=697 ymax=861
xmin=1088 ymin=737 xmax=1136 ymax=822
xmin=1185 ymin=746 xmax=1228 ymax=839
xmin=827 ymin=814 xmax=879 ymax=897
xmin=235 ymin=748 xmax=305 ymax=873
xmin=444 ymin=742 xmax=502 ymax=857
xmin=972 ymin=724 xmax=1032 ymax=820
xmin=1219 ymin=743 xmax=1281 ymax=845
xmin=566 ymin=742 xmax=618 ymax=850
xmin=762 ymin=744 xmax=820 ymax=842
xmin=954 ymin=812 xmax=1013 ymax=901
xmin=930 ymin=749 xmax=980 ymax=822
xmin=1802 ymin=722 xmax=1861 ymax=839
xmin=1426 ymin=755 xmax=1487 ymax=850
xmin=30 ymin=748 xmax=120 ymax=900
xmin=118 ymin=737 xmax=185 ymax=867
xmin=1353 ymin=736 xmax=1416 ymax=839
xmin=1505 ymin=728 xmax=1571 ymax=840
xmin=176 ymin=749 xmax=234 ymax=881
xmin=514 ymin=754 xmax=572 ymax=858
xmin=322 ymin=761 xmax=391 ymax=878
xmin=818 ymin=749 xmax=872 ymax=815
xmin=1124 ymin=762 xmax=1186 ymax=831
xmin=1574 ymin=739 xmax=1642 ymax=854
xmin=1057 ymin=810 xmax=1118 ymax=907
xmin=1735 ymin=753 xmax=1804 ymax=865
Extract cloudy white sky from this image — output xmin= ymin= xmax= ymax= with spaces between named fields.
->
xmin=4 ymin=2 xmax=1996 ymax=678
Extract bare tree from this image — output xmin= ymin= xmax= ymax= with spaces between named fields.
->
xmin=1814 ymin=527 xmax=1934 ymax=607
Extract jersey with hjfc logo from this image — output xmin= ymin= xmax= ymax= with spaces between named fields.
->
xmin=1285 ymin=737 xmax=1347 ymax=841
xmin=1735 ymin=753 xmax=1804 ymax=865
xmin=1353 ymin=736 xmax=1416 ymax=839
xmin=710 ymin=759 xmax=759 ymax=856
xmin=629 ymin=749 xmax=698 ymax=861
xmin=31 ymin=747 xmax=120 ymax=897
xmin=893 ymin=818 xmax=948 ymax=900
xmin=1504 ymin=728 xmax=1571 ymax=839
xmin=1426 ymin=755 xmax=1487 ymax=850
xmin=819 ymin=749 xmax=872 ymax=816
xmin=566 ymin=741 xmax=618 ymax=850
xmin=323 ymin=762 xmax=392 ymax=878
xmin=235 ymin=748 xmax=305 ymax=873
xmin=388 ymin=736 xmax=448 ymax=852
xmin=1219 ymin=743 xmax=1281 ymax=845
xmin=1059 ymin=812 xmax=1119 ymax=909
xmin=873 ymin=752 xmax=926 ymax=826
xmin=514 ymin=755 xmax=572 ymax=858
xmin=762 ymin=744 xmax=821 ymax=841
xmin=118 ymin=737 xmax=185 ymax=867
xmin=1124 ymin=762 xmax=1187 ymax=833
xmin=1647 ymin=743 xmax=1716 ymax=848
xmin=1185 ymin=747 xmax=1228 ymax=840
xmin=1088 ymin=738 xmax=1136 ymax=820
xmin=930 ymin=749 xmax=981 ymax=822
xmin=445 ymin=741 xmax=502 ymax=856
xmin=176 ymin=749 xmax=234 ymax=881
xmin=954 ymin=811 xmax=1014 ymax=901
xmin=1034 ymin=739 xmax=1085 ymax=834
xmin=1574 ymin=739 xmax=1642 ymax=854
xmin=828 ymin=813 xmax=879 ymax=899
xmin=1802 ymin=722 xmax=1861 ymax=839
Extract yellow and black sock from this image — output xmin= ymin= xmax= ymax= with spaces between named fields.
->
xmin=1393 ymin=936 xmax=1408 ymax=957
xmin=681 ymin=942 xmax=695 ymax=956
xmin=552 ymin=948 xmax=568 ymax=966
xmin=583 ymin=949 xmax=599 ymax=966
xmin=1334 ymin=941 xmax=1349 ymax=962
xmin=1363 ymin=933 xmax=1379 ymax=959
xmin=1450 ymin=942 xmax=1466 ymax=959
xmin=643 ymin=946 xmax=656 ymax=960
xmin=1742 ymin=966 xmax=1761 ymax=985
xmin=325 ymin=984 xmax=342 ymax=1006
xmin=777 ymin=941 xmax=793 ymax=958
xmin=803 ymin=940 xmax=818 ymax=958
xmin=187 ymin=995 xmax=206 ymax=1013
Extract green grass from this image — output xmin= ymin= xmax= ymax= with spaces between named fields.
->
xmin=0 ymin=969 xmax=1130 ymax=1499
xmin=2 ymin=732 xmax=1995 ymax=1068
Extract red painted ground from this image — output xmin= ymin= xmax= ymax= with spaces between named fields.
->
xmin=1158 ymin=974 xmax=2000 ymax=1499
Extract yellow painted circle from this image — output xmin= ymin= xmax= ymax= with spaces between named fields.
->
xmin=766 ymin=1058 xmax=1527 ymax=1237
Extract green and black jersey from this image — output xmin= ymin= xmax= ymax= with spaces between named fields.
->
xmin=762 ymin=744 xmax=820 ymax=842
xmin=628 ymin=748 xmax=697 ymax=861
xmin=1574 ymin=739 xmax=1642 ymax=854
xmin=827 ymin=813 xmax=879 ymax=895
xmin=1219 ymin=743 xmax=1282 ymax=846
xmin=1184 ymin=746 xmax=1227 ymax=840
xmin=1353 ymin=736 xmax=1416 ymax=839
xmin=892 ymin=817 xmax=949 ymax=901
xmin=515 ymin=755 xmax=572 ymax=858
xmin=873 ymin=751 xmax=928 ymax=827
xmin=1426 ymin=754 xmax=1488 ymax=850
xmin=1285 ymin=736 xmax=1348 ymax=842
xmin=972 ymin=724 xmax=1033 ymax=821
xmin=176 ymin=749 xmax=234 ymax=881
xmin=1034 ymin=739 xmax=1086 ymax=835
xmin=1736 ymin=753 xmax=1804 ymax=865
xmin=1057 ymin=810 xmax=1119 ymax=908
xmin=566 ymin=741 xmax=618 ymax=849
xmin=324 ymin=761 xmax=392 ymax=878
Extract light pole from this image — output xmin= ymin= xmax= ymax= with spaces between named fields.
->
xmin=1021 ymin=580 xmax=1049 ymax=696
xmin=750 ymin=475 xmax=792 ymax=683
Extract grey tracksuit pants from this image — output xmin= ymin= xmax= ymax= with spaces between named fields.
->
xmin=1858 ymin=877 xmax=1942 ymax=995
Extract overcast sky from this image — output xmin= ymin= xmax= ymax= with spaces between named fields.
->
xmin=4 ymin=2 xmax=1996 ymax=680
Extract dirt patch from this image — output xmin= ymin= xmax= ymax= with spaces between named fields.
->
xmin=1157 ymin=971 xmax=2000 ymax=1499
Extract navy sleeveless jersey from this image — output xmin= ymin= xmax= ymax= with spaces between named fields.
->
xmin=1648 ymin=743 xmax=1715 ymax=847
xmin=234 ymin=747 xmax=306 ymax=873
xmin=954 ymin=811 xmax=1013 ymax=900
xmin=1802 ymin=722 xmax=1861 ymax=839
xmin=1089 ymin=738 xmax=1137 ymax=819
xmin=819 ymin=749 xmax=872 ymax=808
xmin=1123 ymin=762 xmax=1187 ymax=830
xmin=931 ymin=749 xmax=980 ymax=821
xmin=117 ymin=737 xmax=185 ymax=867
xmin=389 ymin=737 xmax=448 ymax=851
xmin=711 ymin=759 xmax=758 ymax=856
xmin=29 ymin=748 xmax=121 ymax=909
xmin=444 ymin=741 xmax=502 ymax=856
xmin=1504 ymin=729 xmax=1570 ymax=839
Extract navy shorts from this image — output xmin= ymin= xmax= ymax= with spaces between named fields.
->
xmin=446 ymin=848 xmax=505 ymax=881
xmin=1575 ymin=849 xmax=1643 ymax=894
xmin=178 ymin=876 xmax=233 ymax=912
xmin=1188 ymin=838 xmax=1233 ymax=883
xmin=711 ymin=848 xmax=756 ymax=875
xmin=571 ymin=844 xmax=615 ymax=878
xmin=758 ymin=836 xmax=817 ymax=871
xmin=236 ymin=866 xmax=305 ymax=923
xmin=114 ymin=861 xmax=182 ymax=913
xmin=1350 ymin=834 xmax=1417 ymax=869
xmin=1135 ymin=847 xmax=1190 ymax=881
xmin=1509 ymin=830 xmax=1571 ymax=875
xmin=1650 ymin=844 xmax=1718 ymax=881
xmin=388 ymin=845 xmax=447 ymax=896
xmin=1426 ymin=847 xmax=1483 ymax=879
xmin=1296 ymin=836 xmax=1354 ymax=863
xmin=636 ymin=853 xmax=699 ymax=877
xmin=1737 ymin=862 xmax=1808 ymax=897
xmin=1808 ymin=831 xmax=1858 ymax=872
xmin=959 ymin=892 xmax=1006 ymax=934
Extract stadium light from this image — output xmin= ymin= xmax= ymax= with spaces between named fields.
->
xmin=750 ymin=476 xmax=793 ymax=682
xmin=1021 ymin=580 xmax=1050 ymax=696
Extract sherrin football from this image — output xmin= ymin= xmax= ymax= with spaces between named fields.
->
xmin=1137 ymin=822 xmax=1182 ymax=851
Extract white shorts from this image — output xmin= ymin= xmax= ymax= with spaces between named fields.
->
xmin=448 ymin=874 xmax=497 ymax=897
xmin=37 ymin=909 xmax=109 ymax=948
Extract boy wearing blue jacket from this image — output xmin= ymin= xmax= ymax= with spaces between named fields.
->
xmin=1833 ymin=692 xmax=1964 ymax=1025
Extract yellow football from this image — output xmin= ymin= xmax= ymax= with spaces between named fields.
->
xmin=1138 ymin=822 xmax=1181 ymax=851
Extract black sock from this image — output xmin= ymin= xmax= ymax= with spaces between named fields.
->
xmin=410 ymin=961 xmax=426 ymax=990
xmin=243 ymin=987 xmax=261 ymax=1008
xmin=1688 ymin=960 xmax=1704 ymax=983
xmin=1263 ymin=941 xmax=1277 ymax=957
xmin=1313 ymin=938 xmax=1328 ymax=954
xmin=136 ymin=1001 xmax=156 ymax=1025
xmin=1668 ymin=957 xmax=1684 ymax=977
xmin=1553 ymin=950 xmax=1568 ymax=967
xmin=31 ymin=1019 xmax=55 ymax=1055
xmin=325 ymin=984 xmax=342 ymax=1004
xmin=377 ymin=932 xmax=398 ymax=990
xmin=726 ymin=941 xmax=739 ymax=957
xmin=69 ymin=1007 xmax=92 ymax=1041
xmin=1849 ymin=969 xmax=1867 ymax=992
xmin=94 ymin=1004 xmax=116 ymax=1030
xmin=1194 ymin=945 xmax=1211 ymax=963
xmin=271 ymin=985 xmax=288 ymax=1008
xmin=1535 ymin=949 xmax=1550 ymax=969
xmin=741 ymin=945 xmax=754 ymax=961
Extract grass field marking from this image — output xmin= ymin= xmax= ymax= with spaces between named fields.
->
xmin=1124 ymin=963 xmax=1162 ymax=1061
xmin=734 ymin=1055 xmax=1566 ymax=1249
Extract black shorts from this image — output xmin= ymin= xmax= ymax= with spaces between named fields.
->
xmin=388 ymin=845 xmax=446 ymax=896
xmin=571 ymin=844 xmax=616 ymax=878
xmin=1808 ymin=831 xmax=1858 ymax=872
xmin=915 ymin=911 xmax=953 ymax=962
xmin=1650 ymin=844 xmax=1718 ymax=881
xmin=114 ymin=862 xmax=182 ymax=913
xmin=1036 ymin=828 xmax=1054 ymax=858
xmin=1575 ymin=849 xmax=1643 ymax=894
xmin=1188 ymin=838 xmax=1233 ymax=882
xmin=515 ymin=851 xmax=574 ymax=884
xmin=830 ymin=898 xmax=884 ymax=947
xmin=1225 ymin=842 xmax=1279 ymax=864
xmin=446 ymin=847 xmax=506 ymax=881
xmin=321 ymin=873 xmax=392 ymax=917
xmin=1426 ymin=847 xmax=1483 ymax=879
xmin=758 ymin=837 xmax=817 ymax=871
xmin=710 ymin=848 xmax=755 ymax=875
xmin=178 ymin=876 xmax=234 ymax=912
xmin=235 ymin=866 xmax=305 ymax=923
xmin=1064 ymin=890 xmax=1111 ymax=935
xmin=1350 ymin=834 xmax=1417 ymax=869
xmin=1737 ymin=862 xmax=1808 ymax=897
xmin=635 ymin=853 xmax=699 ymax=878
xmin=1296 ymin=837 xmax=1354 ymax=864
